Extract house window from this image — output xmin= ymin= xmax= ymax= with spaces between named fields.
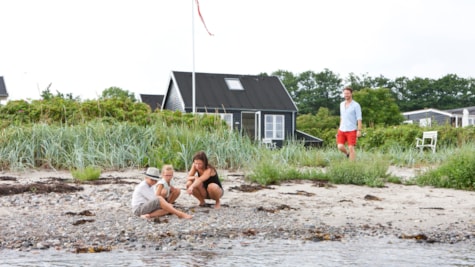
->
xmin=225 ymin=78 xmax=244 ymax=90
xmin=219 ymin=113 xmax=233 ymax=129
xmin=264 ymin=115 xmax=284 ymax=140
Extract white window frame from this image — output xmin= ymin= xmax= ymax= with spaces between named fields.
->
xmin=219 ymin=113 xmax=233 ymax=130
xmin=225 ymin=78 xmax=244 ymax=90
xmin=264 ymin=114 xmax=284 ymax=140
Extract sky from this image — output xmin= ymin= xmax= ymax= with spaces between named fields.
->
xmin=1 ymin=0 xmax=475 ymax=101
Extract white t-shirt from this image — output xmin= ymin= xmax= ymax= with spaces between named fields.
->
xmin=131 ymin=180 xmax=156 ymax=211
xmin=157 ymin=179 xmax=171 ymax=198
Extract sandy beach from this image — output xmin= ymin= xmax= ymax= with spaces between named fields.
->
xmin=0 ymin=167 xmax=474 ymax=252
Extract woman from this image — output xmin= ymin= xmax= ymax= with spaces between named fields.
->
xmin=186 ymin=151 xmax=223 ymax=209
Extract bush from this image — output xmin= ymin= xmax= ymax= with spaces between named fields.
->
xmin=72 ymin=166 xmax=101 ymax=181
xmin=415 ymin=145 xmax=475 ymax=190
xmin=326 ymin=159 xmax=389 ymax=187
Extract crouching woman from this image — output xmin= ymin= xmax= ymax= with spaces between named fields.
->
xmin=186 ymin=151 xmax=224 ymax=209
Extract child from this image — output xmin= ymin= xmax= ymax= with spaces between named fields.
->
xmin=155 ymin=164 xmax=181 ymax=204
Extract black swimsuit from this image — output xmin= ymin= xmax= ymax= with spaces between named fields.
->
xmin=203 ymin=173 xmax=223 ymax=190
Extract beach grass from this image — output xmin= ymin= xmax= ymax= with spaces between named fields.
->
xmin=0 ymin=121 xmax=474 ymax=190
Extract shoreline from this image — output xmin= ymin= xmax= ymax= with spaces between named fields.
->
xmin=1 ymin=168 xmax=474 ymax=252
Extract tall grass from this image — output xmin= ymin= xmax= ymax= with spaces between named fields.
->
xmin=415 ymin=143 xmax=475 ymax=190
xmin=0 ymin=121 xmax=258 ymax=172
xmin=1 ymin=121 xmax=474 ymax=191
xmin=325 ymin=158 xmax=389 ymax=187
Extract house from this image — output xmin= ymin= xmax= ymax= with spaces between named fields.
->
xmin=0 ymin=76 xmax=9 ymax=101
xmin=161 ymin=71 xmax=323 ymax=147
xmin=140 ymin=94 xmax=164 ymax=111
xmin=402 ymin=107 xmax=475 ymax=127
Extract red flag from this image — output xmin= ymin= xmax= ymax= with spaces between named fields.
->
xmin=195 ymin=0 xmax=213 ymax=36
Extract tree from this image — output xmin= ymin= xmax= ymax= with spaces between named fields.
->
xmin=353 ymin=88 xmax=404 ymax=127
xmin=404 ymin=77 xmax=435 ymax=110
xmin=433 ymin=74 xmax=474 ymax=110
xmin=390 ymin=76 xmax=411 ymax=111
xmin=346 ymin=73 xmax=392 ymax=91
xmin=100 ymin=87 xmax=137 ymax=102
xmin=271 ymin=70 xmax=299 ymax=101
xmin=292 ymin=69 xmax=342 ymax=115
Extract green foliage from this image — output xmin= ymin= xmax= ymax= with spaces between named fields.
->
xmin=415 ymin=145 xmax=475 ymax=190
xmin=353 ymin=88 xmax=404 ymax=127
xmin=386 ymin=176 xmax=402 ymax=184
xmin=72 ymin=166 xmax=101 ymax=181
xmin=100 ymin=87 xmax=137 ymax=102
xmin=296 ymin=107 xmax=339 ymax=146
xmin=357 ymin=124 xmax=422 ymax=152
xmin=0 ymin=100 xmax=32 ymax=126
xmin=272 ymin=69 xmax=475 ymax=116
xmin=247 ymin=162 xmax=326 ymax=185
xmin=0 ymin=117 xmax=249 ymax=172
xmin=326 ymin=159 xmax=389 ymax=187
xmin=274 ymin=69 xmax=342 ymax=115
xmin=0 ymin=96 xmax=152 ymax=127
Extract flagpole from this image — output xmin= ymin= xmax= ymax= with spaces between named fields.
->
xmin=191 ymin=0 xmax=196 ymax=114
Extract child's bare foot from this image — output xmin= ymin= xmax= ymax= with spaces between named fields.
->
xmin=179 ymin=213 xmax=193 ymax=219
xmin=214 ymin=201 xmax=221 ymax=209
xmin=140 ymin=214 xmax=152 ymax=219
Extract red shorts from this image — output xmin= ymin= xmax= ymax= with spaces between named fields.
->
xmin=336 ymin=130 xmax=357 ymax=146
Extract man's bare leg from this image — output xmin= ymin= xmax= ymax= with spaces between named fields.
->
xmin=348 ymin=145 xmax=356 ymax=161
xmin=338 ymin=144 xmax=349 ymax=158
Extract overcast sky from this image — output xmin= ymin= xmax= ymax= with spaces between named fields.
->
xmin=1 ymin=0 xmax=474 ymax=101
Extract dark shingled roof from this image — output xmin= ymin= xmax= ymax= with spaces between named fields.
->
xmin=140 ymin=94 xmax=164 ymax=111
xmin=172 ymin=71 xmax=297 ymax=112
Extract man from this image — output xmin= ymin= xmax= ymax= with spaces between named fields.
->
xmin=131 ymin=167 xmax=192 ymax=219
xmin=337 ymin=87 xmax=362 ymax=160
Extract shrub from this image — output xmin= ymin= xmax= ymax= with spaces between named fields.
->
xmin=415 ymin=145 xmax=475 ymax=190
xmin=326 ymin=159 xmax=389 ymax=187
xmin=72 ymin=166 xmax=101 ymax=181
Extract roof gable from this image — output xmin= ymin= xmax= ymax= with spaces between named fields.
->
xmin=169 ymin=71 xmax=297 ymax=112
xmin=402 ymin=108 xmax=452 ymax=117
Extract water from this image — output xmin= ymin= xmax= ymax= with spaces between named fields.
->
xmin=1 ymin=237 xmax=474 ymax=267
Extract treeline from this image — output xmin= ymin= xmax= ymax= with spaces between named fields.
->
xmin=266 ymin=69 xmax=475 ymax=115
